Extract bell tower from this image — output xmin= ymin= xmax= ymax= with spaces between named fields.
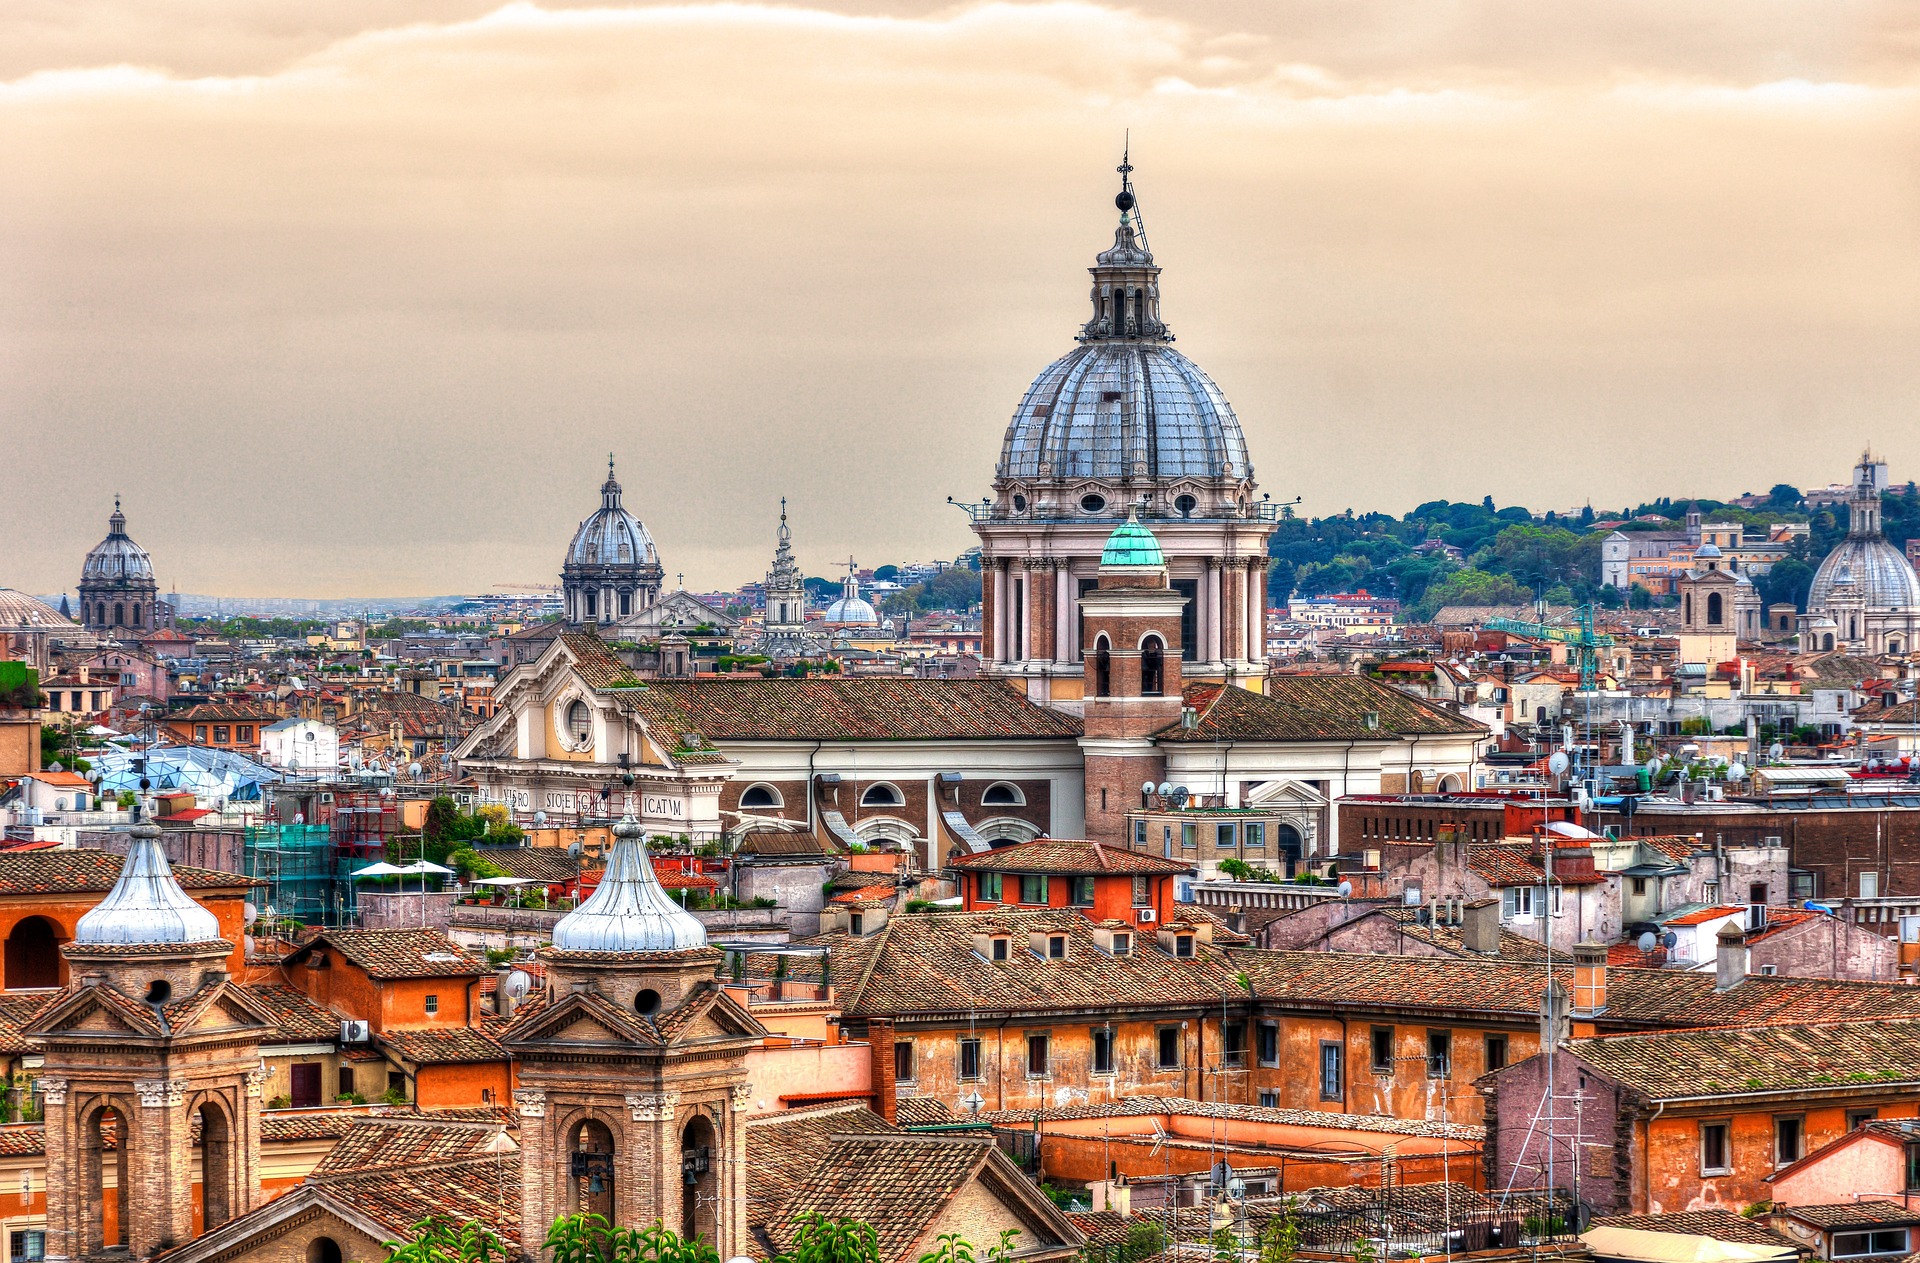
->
xmin=30 ymin=824 xmax=272 ymax=1262
xmin=1079 ymin=514 xmax=1187 ymax=844
xmin=504 ymin=816 xmax=766 ymax=1258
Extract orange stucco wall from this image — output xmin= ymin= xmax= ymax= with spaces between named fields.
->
xmin=1645 ymin=1101 xmax=1920 ymax=1215
xmin=283 ymin=950 xmax=479 ymax=1033
xmin=414 ymin=1061 xmax=513 ymax=1110
xmin=0 ymin=891 xmax=249 ymax=990
xmin=961 ymin=872 xmax=1176 ymax=924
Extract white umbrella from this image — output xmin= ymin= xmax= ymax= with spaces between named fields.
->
xmin=472 ymin=876 xmax=532 ymax=887
xmin=351 ymin=862 xmax=409 ymax=878
xmin=398 ymin=860 xmax=455 ymax=875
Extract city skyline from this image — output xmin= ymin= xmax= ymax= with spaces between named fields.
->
xmin=5 ymin=1 xmax=1918 ymax=597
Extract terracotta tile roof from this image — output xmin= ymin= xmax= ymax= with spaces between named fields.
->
xmin=304 ymin=1118 xmax=524 ymax=1245
xmin=606 ymin=677 xmax=1083 ymax=742
xmin=971 ymin=1096 xmax=1481 ymax=1141
xmin=1567 ymin=1018 xmax=1920 ymax=1100
xmin=378 ymin=1026 xmax=507 ymax=1065
xmin=655 ymin=868 xmax=719 ymax=891
xmin=948 ymin=839 xmax=1193 ymax=876
xmin=167 ymin=704 xmax=277 ymax=722
xmin=1779 ymin=1202 xmax=1920 ymax=1230
xmin=311 ymin=1115 xmax=513 ymax=1178
xmin=262 ymin=1111 xmax=366 ymax=1142
xmin=0 ymin=993 xmax=56 ymax=1054
xmin=472 ymin=847 xmax=582 ymax=882
xmin=894 ymin=1096 xmax=959 ymax=1127
xmin=293 ymin=929 xmax=486 ymax=979
xmin=831 ymin=884 xmax=897 ymax=904
xmin=1367 ymin=906 xmax=1558 ymax=962
xmin=1590 ymin=1210 xmax=1798 ymax=1248
xmin=559 ymin=631 xmax=643 ymax=688
xmin=1664 ymin=905 xmax=1744 ymax=926
xmin=1159 ymin=678 xmax=1484 ymax=744
xmin=1464 ymin=842 xmax=1604 ymax=888
xmin=0 ymin=848 xmax=250 ymax=895
xmin=745 ymin=1103 xmax=895 ymax=1235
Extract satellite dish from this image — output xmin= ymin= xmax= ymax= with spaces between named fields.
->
xmin=1728 ymin=761 xmax=1747 ymax=781
xmin=1662 ymin=931 xmax=1678 ymax=949
xmin=1171 ymin=786 xmax=1190 ymax=806
xmin=408 ymin=762 xmax=422 ymax=778
xmin=1141 ymin=781 xmax=1156 ymax=796
xmin=1227 ymin=1178 xmax=1248 ymax=1200
xmin=244 ymin=934 xmax=256 ymax=954
xmin=1157 ymin=782 xmax=1174 ymax=798
xmin=534 ymin=811 xmax=548 ymax=825
xmin=1637 ymin=931 xmax=1656 ymax=953
xmin=567 ymin=841 xmax=585 ymax=858
xmin=1645 ymin=756 xmax=1662 ymax=774
xmin=1770 ymin=742 xmax=1785 ymax=761
xmin=1337 ymin=880 xmax=1353 ymax=898
xmin=1548 ymin=752 xmax=1570 ymax=776
xmin=244 ymin=901 xmax=259 ymax=922
xmin=502 ymin=969 xmax=534 ymax=1000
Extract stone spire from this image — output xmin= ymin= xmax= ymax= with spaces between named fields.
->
xmin=550 ymin=816 xmax=708 ymax=953
xmin=1080 ymin=147 xmax=1169 ymax=343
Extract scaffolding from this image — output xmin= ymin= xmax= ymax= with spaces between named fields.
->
xmin=244 ymin=825 xmax=358 ymax=929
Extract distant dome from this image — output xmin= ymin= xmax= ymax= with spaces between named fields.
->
xmin=1695 ymin=543 xmax=1723 ymax=559
xmin=1810 ymin=538 xmax=1920 ymax=610
xmin=551 ymin=818 xmax=707 ymax=953
xmin=568 ymin=465 xmax=658 ymax=569
xmin=81 ymin=502 xmax=155 ymax=584
xmin=75 ymin=826 xmax=223 ymax=946
xmin=822 ymin=596 xmax=878 ymax=626
xmin=0 ymin=589 xmax=76 ymax=631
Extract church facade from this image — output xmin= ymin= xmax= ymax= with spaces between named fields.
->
xmin=1799 ymin=452 xmax=1920 ymax=655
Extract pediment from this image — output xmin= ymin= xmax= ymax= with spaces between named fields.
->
xmin=67 ymin=1004 xmax=144 ymax=1035
xmin=503 ymin=992 xmax=659 ymax=1049
xmin=1243 ymin=778 xmax=1328 ymax=808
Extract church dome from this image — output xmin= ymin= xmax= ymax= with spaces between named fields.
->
xmin=566 ymin=459 xmax=658 ymax=570
xmin=1101 ymin=511 xmax=1167 ymax=568
xmin=822 ymin=595 xmax=878 ymax=626
xmin=81 ymin=502 xmax=155 ymax=584
xmin=0 ymin=589 xmax=76 ymax=631
xmin=1810 ymin=538 xmax=1920 ymax=610
xmin=75 ymin=825 xmax=223 ymax=946
xmin=550 ymin=817 xmax=707 ymax=953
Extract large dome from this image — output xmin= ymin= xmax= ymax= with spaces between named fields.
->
xmin=1809 ymin=537 xmax=1920 ymax=610
xmin=0 ymin=589 xmax=76 ymax=631
xmin=999 ymin=341 xmax=1249 ymax=482
xmin=81 ymin=503 xmax=155 ymax=583
xmin=567 ymin=460 xmax=658 ymax=569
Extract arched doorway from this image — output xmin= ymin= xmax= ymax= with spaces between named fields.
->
xmin=1276 ymin=823 xmax=1304 ymax=878
xmin=197 ymin=1100 xmax=232 ymax=1233
xmin=306 ymin=1239 xmax=343 ymax=1263
xmin=568 ymin=1119 xmax=616 ymax=1221
xmin=5 ymin=917 xmax=61 ymax=989
xmin=680 ymin=1114 xmax=718 ymax=1244
xmin=85 ymin=1103 xmax=130 ymax=1253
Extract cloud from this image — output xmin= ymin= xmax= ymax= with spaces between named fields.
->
xmin=1 ymin=1 xmax=1917 ymax=596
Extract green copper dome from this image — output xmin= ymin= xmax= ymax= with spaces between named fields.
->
xmin=1101 ymin=512 xmax=1166 ymax=568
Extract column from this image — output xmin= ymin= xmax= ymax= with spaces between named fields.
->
xmin=1028 ymin=562 xmax=1053 ymax=663
xmin=1248 ymin=560 xmax=1266 ymax=662
xmin=981 ymin=564 xmax=998 ymax=662
xmin=1056 ymin=566 xmax=1075 ymax=664
xmin=1206 ymin=560 xmax=1224 ymax=663
xmin=1222 ymin=566 xmax=1242 ymax=665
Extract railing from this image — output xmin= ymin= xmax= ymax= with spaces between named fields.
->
xmin=1271 ymin=1186 xmax=1581 ymax=1258
xmin=949 ymin=497 xmax=1291 ymax=525
xmin=449 ymin=905 xmax=566 ymax=931
xmin=1186 ymin=880 xmax=1345 ymax=912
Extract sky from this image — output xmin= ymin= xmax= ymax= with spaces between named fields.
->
xmin=3 ymin=1 xmax=1919 ymax=599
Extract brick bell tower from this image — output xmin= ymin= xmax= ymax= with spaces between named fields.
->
xmin=504 ymin=815 xmax=766 ymax=1258
xmin=30 ymin=823 xmax=273 ymax=1262
xmin=1079 ymin=513 xmax=1187 ymax=844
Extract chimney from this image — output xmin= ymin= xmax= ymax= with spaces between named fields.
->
xmin=494 ymin=965 xmax=515 ymax=1019
xmin=1572 ymin=941 xmax=1608 ymax=1016
xmin=1715 ymin=923 xmax=1748 ymax=991
xmin=1462 ymin=897 xmax=1501 ymax=954
xmin=867 ymin=1018 xmax=898 ymax=1124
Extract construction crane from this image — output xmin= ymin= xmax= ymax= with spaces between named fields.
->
xmin=1485 ymin=604 xmax=1615 ymax=691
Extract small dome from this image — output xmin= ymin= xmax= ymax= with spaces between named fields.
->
xmin=1695 ymin=543 xmax=1723 ymax=559
xmin=0 ymin=589 xmax=77 ymax=631
xmin=550 ymin=818 xmax=707 ymax=953
xmin=1101 ymin=511 xmax=1167 ymax=568
xmin=81 ymin=502 xmax=156 ymax=583
xmin=822 ymin=596 xmax=878 ymax=626
xmin=75 ymin=825 xmax=222 ymax=946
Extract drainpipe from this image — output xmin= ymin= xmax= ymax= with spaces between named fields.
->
xmin=1643 ymin=1100 xmax=1667 ymax=1214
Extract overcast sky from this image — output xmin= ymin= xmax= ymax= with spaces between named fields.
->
xmin=3 ymin=1 xmax=1918 ymax=599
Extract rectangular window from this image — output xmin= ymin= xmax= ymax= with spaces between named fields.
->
xmin=1371 ymin=1026 xmax=1394 ymax=1074
xmin=850 ymin=914 xmax=865 ymax=935
xmin=1111 ymin=933 xmax=1132 ymax=957
xmin=213 ymin=726 xmax=230 ymax=744
xmin=1047 ymin=935 xmax=1067 ymax=959
xmin=1157 ymin=1026 xmax=1180 ymax=1069
xmin=1426 ymin=1030 xmax=1452 ymax=1079
xmin=1172 ymin=578 xmax=1199 ymax=661
xmin=338 ymin=1066 xmax=355 ymax=1097
xmin=1019 ymin=874 xmax=1049 ymax=904
xmin=1700 ymin=1120 xmax=1731 ymax=1174
xmin=1631 ymin=877 xmax=1649 ymax=896
xmin=1862 ymin=872 xmax=1881 ymax=899
xmin=1833 ymin=1231 xmax=1910 ymax=1258
xmin=194 ymin=725 xmax=208 ymax=741
xmin=291 ymin=1062 xmax=323 ymax=1108
xmin=1181 ymin=823 xmax=1196 ymax=850
xmin=895 ymin=1040 xmax=914 ymax=1083
xmin=1905 ymin=1144 xmax=1920 ymax=1193
xmin=1070 ymin=876 xmax=1096 ymax=907
xmin=1132 ymin=876 xmax=1152 ymax=907
xmin=1775 ymin=1115 xmax=1803 ymax=1166
xmin=1245 ymin=822 xmax=1265 ymax=849
xmin=11 ymin=1231 xmax=45 ymax=1262
xmin=1216 ymin=823 xmax=1237 ymax=850
xmin=1485 ymin=1034 xmax=1509 ymax=1072
xmin=979 ymin=872 xmax=1002 ymax=902
xmin=1092 ymin=1027 xmax=1115 ymax=1075
xmin=1320 ymin=1040 xmax=1344 ymax=1100
xmin=1133 ymin=819 xmax=1147 ymax=850
xmin=1850 ymin=1108 xmax=1880 ymax=1130
xmin=959 ymin=1038 xmax=982 ymax=1081
xmin=1173 ymin=934 xmax=1194 ymax=958
xmin=1259 ymin=1090 xmax=1279 ymax=1109
xmin=1026 ymin=1033 xmax=1050 ymax=1078
xmin=238 ymin=725 xmax=253 ymax=743
xmin=1223 ymin=1021 xmax=1246 ymax=1068
xmin=424 ymin=994 xmax=439 ymax=1014
xmin=991 ymin=938 xmax=1009 ymax=961
xmin=1257 ymin=1022 xmax=1279 ymax=1067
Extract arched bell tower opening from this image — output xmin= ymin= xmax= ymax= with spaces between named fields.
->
xmin=568 ymin=1118 xmax=617 ymax=1220
xmin=83 ymin=1103 xmax=130 ymax=1253
xmin=197 ymin=1099 xmax=233 ymax=1232
xmin=679 ymin=1113 xmax=718 ymax=1243
xmin=6 ymin=915 xmax=63 ymax=989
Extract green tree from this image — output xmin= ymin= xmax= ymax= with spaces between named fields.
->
xmin=1767 ymin=484 xmax=1803 ymax=510
xmin=382 ymin=1217 xmax=510 ymax=1263
xmin=541 ymin=1215 xmax=718 ymax=1263
xmin=781 ymin=1212 xmax=884 ymax=1263
xmin=1258 ymin=1200 xmax=1300 ymax=1263
xmin=423 ymin=796 xmax=461 ymax=846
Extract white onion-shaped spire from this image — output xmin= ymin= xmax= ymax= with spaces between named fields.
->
xmin=76 ymin=823 xmax=222 ymax=945
xmin=550 ymin=816 xmax=708 ymax=953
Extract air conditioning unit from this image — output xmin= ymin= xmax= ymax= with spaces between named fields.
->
xmin=339 ymin=1019 xmax=370 ymax=1044
xmin=1137 ymin=908 xmax=1157 ymax=923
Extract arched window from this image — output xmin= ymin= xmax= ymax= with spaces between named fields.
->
xmin=1683 ymin=594 xmax=1692 ymax=623
xmin=307 ymin=1239 xmax=344 ymax=1263
xmin=130 ymin=603 xmax=142 ymax=626
xmin=568 ymin=1119 xmax=616 ymax=1220
xmin=1141 ymin=636 xmax=1165 ymax=697
xmin=112 ymin=603 xmax=125 ymax=626
xmin=619 ymin=590 xmax=631 ymax=617
xmin=85 ymin=1104 xmax=129 ymax=1253
xmin=982 ymin=782 xmax=1025 ymax=807
xmin=566 ymin=700 xmax=591 ymax=743
xmin=681 ymin=1114 xmax=719 ymax=1242
xmin=4 ymin=916 xmax=61 ymax=989
xmin=198 ymin=1101 xmax=232 ymax=1231
xmin=1706 ymin=592 xmax=1723 ymax=626
xmin=1093 ymin=637 xmax=1111 ymax=697
xmin=739 ymin=783 xmax=783 ymax=810
xmin=860 ymin=782 xmax=904 ymax=808
xmin=1823 ymin=633 xmax=1836 ymax=652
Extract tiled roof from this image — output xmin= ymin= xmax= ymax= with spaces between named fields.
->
xmin=1159 ymin=677 xmax=1484 ymax=744
xmin=167 ymin=704 xmax=277 ymax=722
xmin=559 ymin=631 xmax=643 ymax=688
xmin=1664 ymin=905 xmax=1744 ymax=926
xmin=1778 ymin=1202 xmax=1920 ymax=1229
xmin=1568 ymin=1018 xmax=1920 ymax=1100
xmin=948 ymin=839 xmax=1192 ymax=876
xmin=1590 ymin=1210 xmax=1798 ymax=1248
xmin=1360 ymin=907 xmax=1558 ymax=962
xmin=293 ymin=929 xmax=486 ymax=979
xmin=473 ymin=847 xmax=582 ymax=882
xmin=305 ymin=1117 xmax=523 ymax=1244
xmin=1465 ymin=843 xmax=1605 ymax=888
xmin=972 ymin=1096 xmax=1481 ymax=1141
xmin=895 ymin=1096 xmax=959 ymax=1127
xmin=606 ymin=677 xmax=1083 ymax=742
xmin=0 ymin=993 xmax=56 ymax=1054
xmin=0 ymin=848 xmax=250 ymax=894
xmin=310 ymin=1115 xmax=513 ymax=1178
xmin=378 ymin=1026 xmax=507 ymax=1065
xmin=831 ymin=884 xmax=898 ymax=904
xmin=745 ymin=1102 xmax=897 ymax=1239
